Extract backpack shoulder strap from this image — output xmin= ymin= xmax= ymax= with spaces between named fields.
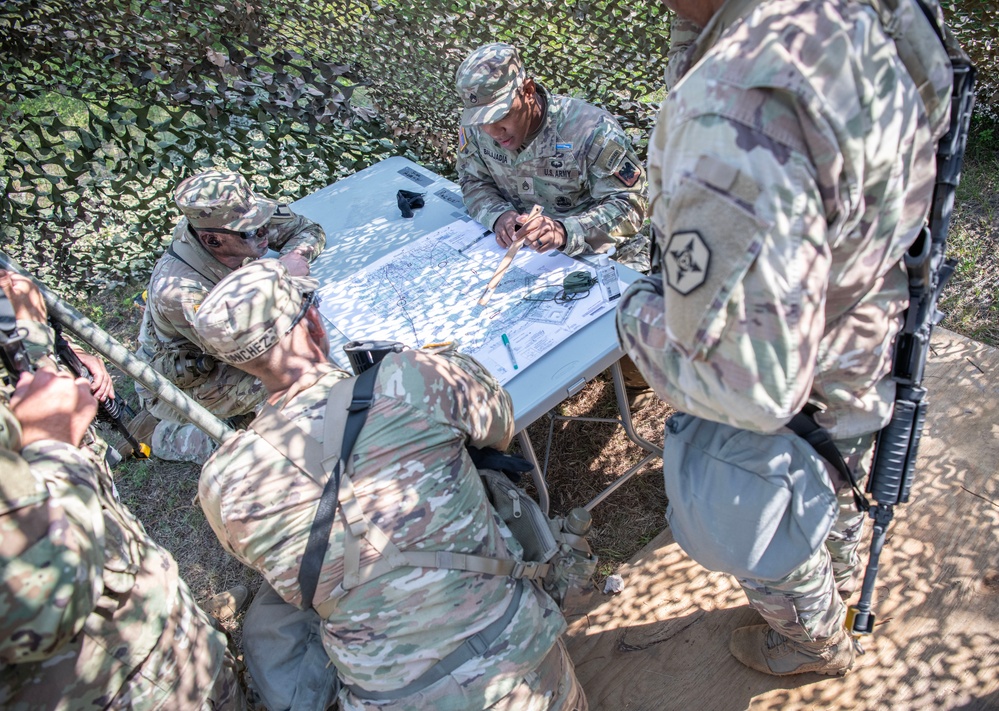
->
xmin=297 ymin=363 xmax=381 ymax=610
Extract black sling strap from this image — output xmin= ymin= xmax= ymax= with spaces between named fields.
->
xmin=787 ymin=404 xmax=869 ymax=512
xmin=297 ymin=362 xmax=381 ymax=611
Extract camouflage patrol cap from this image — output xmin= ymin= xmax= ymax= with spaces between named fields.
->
xmin=455 ymin=43 xmax=525 ymax=126
xmin=175 ymin=170 xmax=278 ymax=232
xmin=193 ymin=259 xmax=319 ymax=365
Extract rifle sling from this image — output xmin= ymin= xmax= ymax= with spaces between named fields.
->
xmin=787 ymin=407 xmax=869 ymax=512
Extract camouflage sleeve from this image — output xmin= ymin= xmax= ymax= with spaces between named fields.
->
xmin=457 ymin=128 xmax=517 ymax=231
xmin=395 ymin=348 xmax=515 ymax=450
xmin=618 ymin=110 xmax=830 ymax=433
xmin=665 ymin=16 xmax=703 ymax=91
xmin=0 ymin=439 xmax=105 ymax=664
xmin=197 ymin=450 xmax=240 ymax=561
xmin=151 ymin=275 xmax=215 ymax=353
xmin=559 ymin=117 xmax=648 ymax=258
xmin=264 ymin=206 xmax=327 ymax=262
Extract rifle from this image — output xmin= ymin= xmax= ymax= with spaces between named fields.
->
xmin=845 ymin=40 xmax=977 ymax=639
xmin=0 ymin=271 xmax=151 ymax=460
xmin=0 ymin=286 xmax=34 ymax=383
xmin=0 ymin=251 xmax=236 ymax=449
xmin=50 ymin=317 xmax=152 ymax=459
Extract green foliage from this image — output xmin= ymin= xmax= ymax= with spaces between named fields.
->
xmin=944 ymin=0 xmax=998 ymax=117
xmin=0 ymin=0 xmax=996 ymax=301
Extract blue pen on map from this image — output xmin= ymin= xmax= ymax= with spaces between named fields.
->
xmin=501 ymin=333 xmax=519 ymax=370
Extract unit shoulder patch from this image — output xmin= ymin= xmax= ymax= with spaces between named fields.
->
xmin=614 ymin=160 xmax=641 ymax=187
xmin=664 ymin=230 xmax=710 ymax=295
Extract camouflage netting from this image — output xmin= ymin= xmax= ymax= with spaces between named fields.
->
xmin=0 ymin=0 xmax=994 ymax=297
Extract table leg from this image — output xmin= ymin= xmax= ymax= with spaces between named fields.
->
xmin=579 ymin=360 xmax=664 ymax=510
xmin=516 ymin=429 xmax=550 ymax=515
xmin=609 ymin=360 xmax=663 ymax=457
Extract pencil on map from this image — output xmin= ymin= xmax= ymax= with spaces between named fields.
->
xmin=477 ymin=204 xmax=544 ymax=306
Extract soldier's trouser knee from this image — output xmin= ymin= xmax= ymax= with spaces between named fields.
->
xmin=150 ymin=418 xmax=217 ymax=464
xmin=243 ymin=582 xmax=338 ymax=711
xmin=489 ymin=638 xmax=588 ymax=711
xmin=738 ymin=432 xmax=876 ymax=644
xmin=738 ymin=546 xmax=844 ymax=645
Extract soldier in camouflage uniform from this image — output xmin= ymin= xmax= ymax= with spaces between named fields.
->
xmin=455 ymin=43 xmax=650 ymax=273
xmin=617 ymin=0 xmax=954 ymax=676
xmin=195 ymin=259 xmax=586 ymax=711
xmin=137 ymin=170 xmax=325 ymax=463
xmin=0 ymin=271 xmax=243 ymax=709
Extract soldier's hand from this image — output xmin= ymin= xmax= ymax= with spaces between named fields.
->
xmin=278 ymin=251 xmax=311 ymax=277
xmin=493 ymin=210 xmax=521 ymax=248
xmin=73 ymin=349 xmax=116 ymax=401
xmin=11 ymin=368 xmax=98 ymax=448
xmin=519 ymin=215 xmax=566 ymax=254
xmin=0 ymin=269 xmax=47 ymax=323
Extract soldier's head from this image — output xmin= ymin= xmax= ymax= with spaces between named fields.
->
xmin=192 ymin=259 xmax=328 ymax=382
xmin=456 ymin=43 xmax=541 ymax=151
xmin=175 ymin=170 xmax=276 ymax=265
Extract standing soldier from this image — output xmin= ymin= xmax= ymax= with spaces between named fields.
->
xmin=137 ymin=170 xmax=325 ymax=463
xmin=618 ymin=0 xmax=955 ymax=676
xmin=0 ymin=270 xmax=243 ymax=709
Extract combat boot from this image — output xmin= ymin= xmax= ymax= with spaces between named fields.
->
xmin=729 ymin=624 xmax=856 ymax=677
xmin=204 ymin=584 xmax=251 ymax=622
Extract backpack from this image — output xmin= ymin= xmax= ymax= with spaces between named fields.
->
xmin=248 ymin=361 xmax=597 ymax=619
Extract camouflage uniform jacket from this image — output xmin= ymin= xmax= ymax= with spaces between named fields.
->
xmin=458 ymin=85 xmax=650 ymax=267
xmin=200 ymin=350 xmax=565 ymax=711
xmin=617 ymin=0 xmax=953 ymax=439
xmin=0 ymin=321 xmax=230 ymax=710
xmin=664 ymin=16 xmax=703 ymax=91
xmin=137 ymin=207 xmax=325 ymax=417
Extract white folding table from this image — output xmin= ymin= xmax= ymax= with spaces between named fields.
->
xmin=293 ymin=156 xmax=661 ymax=512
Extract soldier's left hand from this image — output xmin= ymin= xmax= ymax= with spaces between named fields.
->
xmin=73 ymin=349 xmax=116 ymax=401
xmin=278 ymin=251 xmax=311 ymax=277
xmin=519 ymin=216 xmax=566 ymax=254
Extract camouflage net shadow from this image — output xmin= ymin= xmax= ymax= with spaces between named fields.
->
xmin=1 ymin=0 xmax=994 ymax=297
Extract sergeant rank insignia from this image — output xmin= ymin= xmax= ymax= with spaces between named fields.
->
xmin=664 ymin=230 xmax=710 ymax=295
xmin=614 ymin=160 xmax=641 ymax=187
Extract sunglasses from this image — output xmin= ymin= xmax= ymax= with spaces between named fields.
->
xmin=196 ymin=226 xmax=263 ymax=241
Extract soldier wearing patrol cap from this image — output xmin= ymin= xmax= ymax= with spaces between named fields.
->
xmin=618 ymin=0 xmax=955 ymax=677
xmin=136 ymin=170 xmax=325 ymax=463
xmin=194 ymin=259 xmax=587 ymax=710
xmin=455 ymin=43 xmax=650 ymax=273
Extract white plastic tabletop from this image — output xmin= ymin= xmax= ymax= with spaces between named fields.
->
xmin=293 ymin=156 xmax=638 ymax=432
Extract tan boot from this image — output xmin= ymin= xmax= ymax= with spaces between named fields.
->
xmin=729 ymin=624 xmax=856 ymax=677
xmin=204 ymin=584 xmax=251 ymax=622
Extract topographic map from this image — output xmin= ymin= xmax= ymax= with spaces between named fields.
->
xmin=316 ymin=218 xmax=617 ymax=384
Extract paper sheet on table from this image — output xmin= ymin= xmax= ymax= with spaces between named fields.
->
xmin=317 ymin=218 xmax=619 ymax=384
